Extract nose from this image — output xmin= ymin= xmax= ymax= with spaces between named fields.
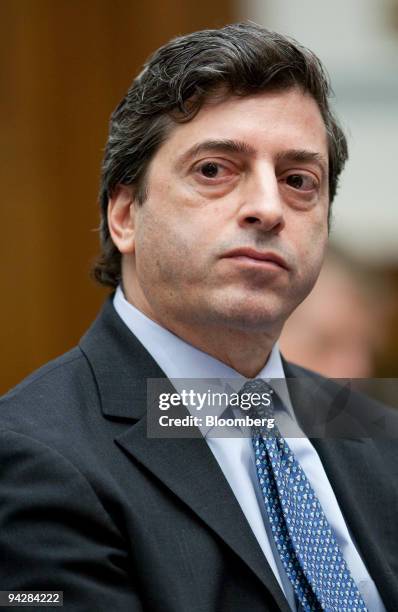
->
xmin=237 ymin=165 xmax=285 ymax=233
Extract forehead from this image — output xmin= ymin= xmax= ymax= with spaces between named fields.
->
xmin=157 ymin=87 xmax=328 ymax=164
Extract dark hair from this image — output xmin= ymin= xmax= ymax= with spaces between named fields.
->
xmin=93 ymin=22 xmax=348 ymax=288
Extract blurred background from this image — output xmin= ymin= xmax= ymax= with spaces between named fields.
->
xmin=1 ymin=0 xmax=397 ymax=394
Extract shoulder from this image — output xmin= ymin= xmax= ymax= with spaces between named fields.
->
xmin=0 ymin=345 xmax=93 ymax=407
xmin=0 ymin=346 xmax=99 ymax=449
xmin=2 ymin=346 xmax=86 ymax=396
xmin=283 ymin=357 xmax=394 ymax=412
xmin=282 ymin=357 xmax=398 ymax=448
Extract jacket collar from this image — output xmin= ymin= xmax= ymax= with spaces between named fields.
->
xmin=79 ymin=294 xmax=167 ymax=420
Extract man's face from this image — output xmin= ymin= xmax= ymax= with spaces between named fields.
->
xmin=126 ymin=87 xmax=329 ymax=336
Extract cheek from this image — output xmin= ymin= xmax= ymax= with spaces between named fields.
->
xmin=303 ymin=229 xmax=327 ymax=263
xmin=291 ymin=216 xmax=328 ymax=286
xmin=134 ymin=205 xmax=204 ymax=284
xmin=296 ymin=208 xmax=328 ymax=257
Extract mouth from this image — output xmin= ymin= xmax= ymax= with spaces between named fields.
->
xmin=222 ymin=248 xmax=289 ymax=270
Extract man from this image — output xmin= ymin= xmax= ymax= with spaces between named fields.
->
xmin=0 ymin=23 xmax=397 ymax=611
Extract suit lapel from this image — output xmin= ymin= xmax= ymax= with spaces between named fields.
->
xmin=79 ymin=298 xmax=291 ymax=611
xmin=116 ymin=415 xmax=290 ymax=610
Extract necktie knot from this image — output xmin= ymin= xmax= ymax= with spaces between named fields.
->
xmin=239 ymin=378 xmax=279 ymax=437
xmin=239 ymin=379 xmax=276 ymax=431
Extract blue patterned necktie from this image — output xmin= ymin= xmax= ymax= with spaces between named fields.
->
xmin=242 ymin=379 xmax=368 ymax=612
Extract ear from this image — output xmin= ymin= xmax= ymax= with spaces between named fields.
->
xmin=107 ymin=184 xmax=136 ymax=254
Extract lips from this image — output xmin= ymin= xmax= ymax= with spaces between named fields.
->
xmin=222 ymin=248 xmax=289 ymax=270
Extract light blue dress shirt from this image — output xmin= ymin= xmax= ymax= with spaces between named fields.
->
xmin=114 ymin=285 xmax=385 ymax=611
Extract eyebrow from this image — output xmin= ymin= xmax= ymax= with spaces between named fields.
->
xmin=176 ymin=139 xmax=256 ymax=169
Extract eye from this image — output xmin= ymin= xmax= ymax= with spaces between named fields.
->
xmin=199 ymin=162 xmax=222 ymax=178
xmin=285 ymin=173 xmax=318 ymax=191
xmin=191 ymin=158 xmax=238 ymax=189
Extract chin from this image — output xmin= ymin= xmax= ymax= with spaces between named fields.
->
xmin=209 ymin=296 xmax=288 ymax=332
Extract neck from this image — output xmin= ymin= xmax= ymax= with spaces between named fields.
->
xmin=162 ymin=321 xmax=277 ymax=377
xmin=122 ymin=285 xmax=280 ymax=378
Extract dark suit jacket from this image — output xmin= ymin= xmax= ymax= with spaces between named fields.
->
xmin=0 ymin=296 xmax=397 ymax=611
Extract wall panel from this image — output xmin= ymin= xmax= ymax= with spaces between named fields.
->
xmin=0 ymin=0 xmax=234 ymax=393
